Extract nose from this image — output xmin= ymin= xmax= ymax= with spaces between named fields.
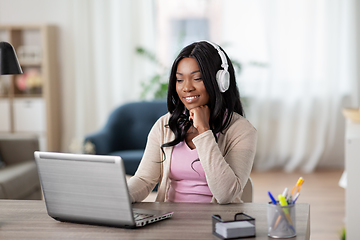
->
xmin=183 ymin=79 xmax=195 ymax=92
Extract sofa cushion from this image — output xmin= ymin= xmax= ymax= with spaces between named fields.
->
xmin=0 ymin=185 xmax=6 ymax=198
xmin=0 ymin=135 xmax=39 ymax=166
xmin=0 ymin=160 xmax=40 ymax=199
xmin=110 ymin=150 xmax=144 ymax=175
xmin=0 ymin=153 xmax=5 ymax=169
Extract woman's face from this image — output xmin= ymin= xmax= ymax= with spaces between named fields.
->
xmin=175 ymin=57 xmax=210 ymax=110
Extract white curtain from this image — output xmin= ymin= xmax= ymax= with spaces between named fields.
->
xmin=70 ymin=0 xmax=156 ymax=145
xmin=222 ymin=0 xmax=359 ymax=172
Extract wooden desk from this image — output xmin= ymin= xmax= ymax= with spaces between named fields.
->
xmin=0 ymin=200 xmax=310 ymax=239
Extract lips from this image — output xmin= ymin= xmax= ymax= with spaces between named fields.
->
xmin=183 ymin=95 xmax=200 ymax=103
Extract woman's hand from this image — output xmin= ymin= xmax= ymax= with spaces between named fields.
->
xmin=189 ymin=105 xmax=211 ymax=134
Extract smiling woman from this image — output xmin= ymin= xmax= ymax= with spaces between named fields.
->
xmin=127 ymin=41 xmax=257 ymax=204
xmin=176 ymin=58 xmax=210 ymax=111
xmin=175 ymin=57 xmax=211 ymax=149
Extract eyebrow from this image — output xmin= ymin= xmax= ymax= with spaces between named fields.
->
xmin=176 ymin=70 xmax=200 ymax=75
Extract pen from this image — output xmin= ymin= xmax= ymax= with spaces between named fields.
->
xmin=278 ymin=194 xmax=295 ymax=230
xmin=291 ymin=177 xmax=304 ymax=198
xmin=292 ymin=192 xmax=300 ymax=204
xmin=273 ymin=195 xmax=295 ymax=233
xmin=268 ymin=191 xmax=277 ymax=205
xmin=279 ymin=194 xmax=290 ymax=214
xmin=282 ymin=187 xmax=288 ymax=199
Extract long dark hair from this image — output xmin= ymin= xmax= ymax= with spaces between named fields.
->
xmin=162 ymin=41 xmax=244 ymax=148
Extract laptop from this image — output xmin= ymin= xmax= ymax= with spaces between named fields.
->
xmin=34 ymin=151 xmax=173 ymax=228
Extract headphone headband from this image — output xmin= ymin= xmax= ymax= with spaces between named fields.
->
xmin=203 ymin=40 xmax=228 ymax=71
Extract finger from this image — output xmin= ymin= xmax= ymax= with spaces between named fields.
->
xmin=189 ymin=110 xmax=194 ymax=121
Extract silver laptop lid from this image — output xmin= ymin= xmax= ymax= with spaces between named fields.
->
xmin=34 ymin=151 xmax=136 ymax=227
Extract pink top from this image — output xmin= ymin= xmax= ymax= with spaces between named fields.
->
xmin=167 ymin=140 xmax=213 ymax=202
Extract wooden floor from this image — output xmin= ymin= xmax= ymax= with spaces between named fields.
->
xmin=143 ymin=169 xmax=345 ymax=240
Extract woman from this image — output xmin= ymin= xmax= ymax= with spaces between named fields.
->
xmin=127 ymin=41 xmax=257 ymax=204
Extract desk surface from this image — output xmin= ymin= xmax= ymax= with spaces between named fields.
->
xmin=0 ymin=200 xmax=310 ymax=240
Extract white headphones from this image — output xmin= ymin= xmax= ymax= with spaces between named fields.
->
xmin=202 ymin=40 xmax=230 ymax=92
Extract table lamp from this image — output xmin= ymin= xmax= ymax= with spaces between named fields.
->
xmin=0 ymin=41 xmax=23 ymax=75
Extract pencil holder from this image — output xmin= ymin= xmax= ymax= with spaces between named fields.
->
xmin=267 ymin=202 xmax=296 ymax=238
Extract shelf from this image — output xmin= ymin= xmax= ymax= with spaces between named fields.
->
xmin=14 ymin=94 xmax=42 ymax=98
xmin=20 ymin=61 xmax=42 ymax=67
xmin=0 ymin=25 xmax=60 ymax=151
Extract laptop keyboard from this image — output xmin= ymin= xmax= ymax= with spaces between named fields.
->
xmin=133 ymin=213 xmax=154 ymax=221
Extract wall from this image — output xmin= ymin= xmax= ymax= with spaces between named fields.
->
xmin=1 ymin=0 xmax=358 ymax=168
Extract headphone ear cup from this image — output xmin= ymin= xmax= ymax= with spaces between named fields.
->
xmin=216 ymin=70 xmax=230 ymax=92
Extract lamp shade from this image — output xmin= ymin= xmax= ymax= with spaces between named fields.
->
xmin=0 ymin=41 xmax=23 ymax=75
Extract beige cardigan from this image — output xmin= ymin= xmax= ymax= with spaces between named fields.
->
xmin=127 ymin=112 xmax=257 ymax=204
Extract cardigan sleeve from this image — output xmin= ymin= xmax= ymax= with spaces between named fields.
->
xmin=192 ymin=117 xmax=257 ymax=204
xmin=127 ymin=116 xmax=165 ymax=202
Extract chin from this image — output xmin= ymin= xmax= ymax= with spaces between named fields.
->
xmin=183 ymin=103 xmax=201 ymax=110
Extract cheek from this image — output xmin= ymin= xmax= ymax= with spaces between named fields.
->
xmin=203 ymin=93 xmax=210 ymax=104
xmin=176 ymin=84 xmax=184 ymax=103
xmin=176 ymin=84 xmax=181 ymax=95
xmin=198 ymin=85 xmax=208 ymax=97
xmin=200 ymin=87 xmax=210 ymax=103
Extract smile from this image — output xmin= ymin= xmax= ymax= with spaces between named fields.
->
xmin=184 ymin=95 xmax=200 ymax=102
xmin=185 ymin=96 xmax=199 ymax=100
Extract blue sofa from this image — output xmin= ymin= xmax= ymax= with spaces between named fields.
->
xmin=84 ymin=100 xmax=168 ymax=175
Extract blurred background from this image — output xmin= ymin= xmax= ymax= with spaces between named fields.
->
xmin=1 ymin=0 xmax=359 ymax=239
xmin=2 ymin=0 xmax=358 ymax=173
